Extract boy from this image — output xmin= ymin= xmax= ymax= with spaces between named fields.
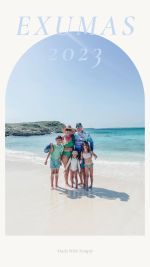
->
xmin=44 ymin=136 xmax=63 ymax=189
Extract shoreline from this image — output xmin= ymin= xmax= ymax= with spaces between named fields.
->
xmin=5 ymin=154 xmax=145 ymax=235
xmin=5 ymin=148 xmax=145 ymax=165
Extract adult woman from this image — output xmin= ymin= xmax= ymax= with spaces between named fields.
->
xmin=61 ymin=126 xmax=75 ymax=186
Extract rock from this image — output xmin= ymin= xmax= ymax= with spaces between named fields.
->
xmin=5 ymin=121 xmax=65 ymax=137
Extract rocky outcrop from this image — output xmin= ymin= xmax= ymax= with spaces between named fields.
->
xmin=5 ymin=121 xmax=65 ymax=136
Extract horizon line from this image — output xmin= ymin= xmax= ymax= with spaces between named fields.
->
xmin=5 ymin=121 xmax=145 ymax=129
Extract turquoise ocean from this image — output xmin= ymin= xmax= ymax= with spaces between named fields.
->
xmin=5 ymin=128 xmax=145 ymax=164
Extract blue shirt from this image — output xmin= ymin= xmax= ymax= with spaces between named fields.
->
xmin=74 ymin=131 xmax=94 ymax=151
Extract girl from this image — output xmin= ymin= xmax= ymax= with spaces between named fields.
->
xmin=44 ymin=136 xmax=63 ymax=189
xmin=65 ymin=150 xmax=80 ymax=189
xmin=81 ymin=141 xmax=97 ymax=190
xmin=61 ymin=126 xmax=75 ymax=186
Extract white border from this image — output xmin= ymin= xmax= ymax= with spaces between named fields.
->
xmin=0 ymin=1 xmax=150 ymax=266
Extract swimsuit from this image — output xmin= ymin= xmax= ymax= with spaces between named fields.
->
xmin=66 ymin=157 xmax=81 ymax=172
xmin=82 ymin=152 xmax=93 ymax=169
xmin=50 ymin=144 xmax=63 ymax=169
xmin=62 ymin=139 xmax=74 ymax=157
xmin=84 ymin=163 xmax=93 ymax=168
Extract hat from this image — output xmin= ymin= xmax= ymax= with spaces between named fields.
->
xmin=62 ymin=125 xmax=76 ymax=133
xmin=72 ymin=150 xmax=78 ymax=155
xmin=76 ymin=122 xmax=83 ymax=128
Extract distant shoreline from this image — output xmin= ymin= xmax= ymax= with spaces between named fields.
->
xmin=5 ymin=121 xmax=145 ymax=137
xmin=5 ymin=121 xmax=65 ymax=137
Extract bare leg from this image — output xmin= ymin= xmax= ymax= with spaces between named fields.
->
xmin=62 ymin=155 xmax=70 ymax=185
xmin=79 ymin=160 xmax=84 ymax=185
xmin=78 ymin=170 xmax=84 ymax=185
xmin=75 ymin=171 xmax=78 ymax=189
xmin=55 ymin=169 xmax=59 ymax=187
xmin=89 ymin=167 xmax=93 ymax=189
xmin=51 ymin=170 xmax=55 ymax=189
xmin=82 ymin=169 xmax=86 ymax=188
xmin=84 ymin=167 xmax=89 ymax=190
xmin=70 ymin=170 xmax=74 ymax=188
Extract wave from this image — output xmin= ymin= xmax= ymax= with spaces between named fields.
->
xmin=95 ymin=159 xmax=144 ymax=166
xmin=5 ymin=149 xmax=144 ymax=166
xmin=5 ymin=149 xmax=44 ymax=165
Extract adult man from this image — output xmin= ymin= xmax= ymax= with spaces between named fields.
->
xmin=74 ymin=122 xmax=94 ymax=154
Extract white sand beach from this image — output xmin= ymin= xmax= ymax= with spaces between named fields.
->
xmin=5 ymin=154 xmax=145 ymax=235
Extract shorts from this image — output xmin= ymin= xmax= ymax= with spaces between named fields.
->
xmin=50 ymin=159 xmax=61 ymax=169
xmin=84 ymin=163 xmax=93 ymax=169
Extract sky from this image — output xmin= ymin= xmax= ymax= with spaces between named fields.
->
xmin=6 ymin=32 xmax=144 ymax=128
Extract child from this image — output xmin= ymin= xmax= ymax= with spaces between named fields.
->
xmin=81 ymin=141 xmax=97 ymax=190
xmin=65 ymin=150 xmax=80 ymax=189
xmin=44 ymin=136 xmax=63 ymax=189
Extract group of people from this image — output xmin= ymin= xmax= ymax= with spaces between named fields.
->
xmin=44 ymin=123 xmax=97 ymax=190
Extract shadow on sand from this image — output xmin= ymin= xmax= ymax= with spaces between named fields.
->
xmin=55 ymin=186 xmax=129 ymax=202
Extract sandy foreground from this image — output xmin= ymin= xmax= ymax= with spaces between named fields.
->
xmin=5 ymin=156 xmax=145 ymax=235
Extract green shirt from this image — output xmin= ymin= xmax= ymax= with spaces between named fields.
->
xmin=51 ymin=144 xmax=64 ymax=160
